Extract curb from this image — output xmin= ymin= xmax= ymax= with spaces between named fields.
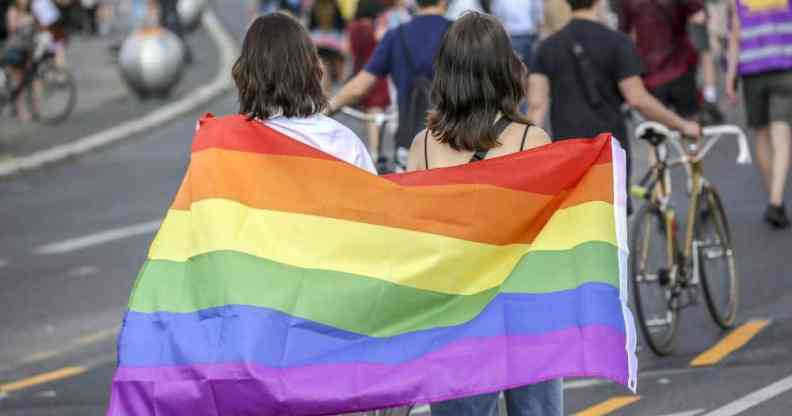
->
xmin=0 ymin=9 xmax=237 ymax=178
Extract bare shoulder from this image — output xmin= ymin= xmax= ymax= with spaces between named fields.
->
xmin=407 ymin=129 xmax=428 ymax=171
xmin=526 ymin=125 xmax=551 ymax=147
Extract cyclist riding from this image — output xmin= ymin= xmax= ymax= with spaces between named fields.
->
xmin=2 ymin=0 xmax=37 ymax=121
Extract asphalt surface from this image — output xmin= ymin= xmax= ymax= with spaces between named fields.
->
xmin=0 ymin=3 xmax=220 ymax=159
xmin=1 ymin=5 xmax=792 ymax=416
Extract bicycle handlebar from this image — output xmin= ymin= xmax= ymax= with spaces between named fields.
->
xmin=635 ymin=121 xmax=752 ymax=165
xmin=701 ymin=125 xmax=752 ymax=165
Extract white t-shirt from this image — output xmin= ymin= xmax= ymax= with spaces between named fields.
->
xmin=32 ymin=0 xmax=60 ymax=27
xmin=263 ymin=114 xmax=377 ymax=174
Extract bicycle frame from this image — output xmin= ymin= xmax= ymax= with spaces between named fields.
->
xmin=633 ymin=123 xmax=750 ymax=295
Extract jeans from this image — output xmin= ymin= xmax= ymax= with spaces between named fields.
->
xmin=430 ymin=379 xmax=563 ymax=416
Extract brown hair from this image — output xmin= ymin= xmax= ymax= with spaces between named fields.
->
xmin=427 ymin=12 xmax=530 ymax=152
xmin=232 ymin=13 xmax=327 ymax=119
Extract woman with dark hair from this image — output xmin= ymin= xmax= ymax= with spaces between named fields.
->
xmin=233 ymin=12 xmax=376 ymax=173
xmin=406 ymin=12 xmax=563 ymax=416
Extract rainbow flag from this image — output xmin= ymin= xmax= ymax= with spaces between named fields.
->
xmin=107 ymin=114 xmax=637 ymax=415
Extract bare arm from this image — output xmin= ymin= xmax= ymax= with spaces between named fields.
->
xmin=619 ymin=76 xmax=701 ymax=137
xmin=725 ymin=0 xmax=741 ymax=103
xmin=327 ymin=71 xmax=378 ymax=114
xmin=527 ymin=73 xmax=550 ymax=127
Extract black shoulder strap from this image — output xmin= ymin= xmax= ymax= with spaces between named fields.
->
xmin=469 ymin=117 xmax=513 ymax=163
xmin=424 ymin=129 xmax=430 ymax=169
xmin=561 ymin=27 xmax=604 ymax=107
xmin=520 ymin=124 xmax=531 ymax=151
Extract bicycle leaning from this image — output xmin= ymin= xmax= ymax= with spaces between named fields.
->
xmin=0 ymin=32 xmax=77 ymax=125
xmin=629 ymin=121 xmax=751 ymax=356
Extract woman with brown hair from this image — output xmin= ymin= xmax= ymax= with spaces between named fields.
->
xmin=233 ymin=12 xmax=376 ymax=173
xmin=407 ymin=11 xmax=563 ymax=416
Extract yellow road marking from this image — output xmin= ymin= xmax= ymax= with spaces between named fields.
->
xmin=690 ymin=319 xmax=770 ymax=367
xmin=573 ymin=396 xmax=641 ymax=416
xmin=0 ymin=366 xmax=86 ymax=393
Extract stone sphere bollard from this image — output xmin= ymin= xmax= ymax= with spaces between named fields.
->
xmin=118 ymin=27 xmax=186 ymax=99
xmin=178 ymin=0 xmax=207 ymax=32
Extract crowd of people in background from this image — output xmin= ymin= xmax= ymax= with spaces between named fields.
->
xmin=244 ymin=0 xmax=789 ymax=227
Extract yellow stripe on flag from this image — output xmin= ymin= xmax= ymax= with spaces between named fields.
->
xmin=149 ymin=199 xmax=617 ymax=295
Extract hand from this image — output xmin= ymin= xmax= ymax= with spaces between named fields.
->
xmin=682 ymin=120 xmax=702 ymax=139
xmin=725 ymin=71 xmax=739 ymax=105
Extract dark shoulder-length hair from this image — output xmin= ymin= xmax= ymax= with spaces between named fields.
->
xmin=232 ymin=12 xmax=327 ymax=119
xmin=427 ymin=12 xmax=531 ymax=152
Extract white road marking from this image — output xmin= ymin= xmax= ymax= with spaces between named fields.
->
xmin=701 ymin=374 xmax=792 ymax=416
xmin=34 ymin=220 xmax=160 ymax=254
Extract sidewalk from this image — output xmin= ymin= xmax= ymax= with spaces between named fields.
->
xmin=0 ymin=8 xmax=222 ymax=162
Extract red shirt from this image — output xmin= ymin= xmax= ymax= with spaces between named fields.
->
xmin=619 ymin=0 xmax=703 ymax=89
xmin=347 ymin=19 xmax=391 ymax=109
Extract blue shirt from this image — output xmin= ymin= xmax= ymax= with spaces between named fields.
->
xmin=491 ymin=0 xmax=544 ymax=36
xmin=364 ymin=15 xmax=451 ymax=112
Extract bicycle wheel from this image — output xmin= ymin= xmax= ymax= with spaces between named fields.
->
xmin=26 ymin=62 xmax=76 ymax=125
xmin=630 ymin=202 xmax=679 ymax=356
xmin=696 ymin=186 xmax=738 ymax=329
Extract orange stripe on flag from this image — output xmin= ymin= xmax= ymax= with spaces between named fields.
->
xmin=171 ymin=150 xmax=614 ymax=245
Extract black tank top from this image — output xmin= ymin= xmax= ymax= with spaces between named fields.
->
xmin=424 ymin=118 xmax=532 ymax=169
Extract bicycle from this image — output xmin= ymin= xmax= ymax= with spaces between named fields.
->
xmin=629 ymin=121 xmax=751 ymax=356
xmin=0 ymin=33 xmax=77 ymax=125
xmin=340 ymin=106 xmax=398 ymax=174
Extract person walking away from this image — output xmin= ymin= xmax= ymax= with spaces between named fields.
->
xmin=233 ymin=12 xmax=377 ymax=174
xmin=489 ymin=0 xmax=544 ymax=69
xmin=328 ymin=0 xmax=450 ymax=172
xmin=726 ymin=0 xmax=792 ymax=228
xmin=347 ymin=0 xmax=391 ymax=162
xmin=2 ymin=0 xmax=36 ymax=121
xmin=405 ymin=12 xmax=561 ymax=416
xmin=619 ymin=0 xmax=718 ymax=118
xmin=528 ymin=0 xmax=701 ymax=213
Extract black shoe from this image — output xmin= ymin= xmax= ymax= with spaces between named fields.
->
xmin=764 ymin=204 xmax=790 ymax=229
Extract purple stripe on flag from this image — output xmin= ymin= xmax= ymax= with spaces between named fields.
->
xmin=108 ymin=325 xmax=627 ymax=416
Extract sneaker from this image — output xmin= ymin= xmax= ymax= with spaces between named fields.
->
xmin=764 ymin=204 xmax=790 ymax=229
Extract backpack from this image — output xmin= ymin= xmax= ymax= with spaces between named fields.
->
xmin=394 ymin=26 xmax=433 ymax=157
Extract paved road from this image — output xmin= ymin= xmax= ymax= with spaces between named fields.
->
xmin=1 ymin=8 xmax=792 ymax=416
